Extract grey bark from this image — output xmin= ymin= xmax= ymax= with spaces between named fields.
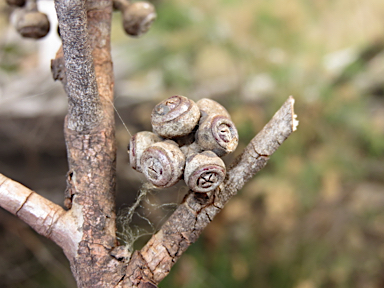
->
xmin=54 ymin=0 xmax=102 ymax=132
xmin=0 ymin=0 xmax=298 ymax=287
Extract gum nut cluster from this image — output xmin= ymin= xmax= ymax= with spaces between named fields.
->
xmin=128 ymin=95 xmax=239 ymax=193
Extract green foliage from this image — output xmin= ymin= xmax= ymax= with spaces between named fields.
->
xmin=0 ymin=43 xmax=24 ymax=72
xmin=154 ymin=2 xmax=194 ymax=32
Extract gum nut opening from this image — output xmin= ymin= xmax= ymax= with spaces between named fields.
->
xmin=151 ymin=95 xmax=200 ymax=138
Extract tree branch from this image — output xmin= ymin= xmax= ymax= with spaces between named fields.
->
xmin=54 ymin=0 xmax=102 ymax=132
xmin=4 ymin=0 xmax=299 ymax=286
xmin=223 ymin=96 xmax=298 ymax=201
xmin=0 ymin=173 xmax=80 ymax=259
xmin=124 ymin=96 xmax=298 ymax=286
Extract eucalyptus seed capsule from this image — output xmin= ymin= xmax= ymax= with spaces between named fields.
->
xmin=114 ymin=0 xmax=157 ymax=37
xmin=195 ymin=98 xmax=238 ymax=156
xmin=184 ymin=151 xmax=226 ymax=193
xmin=196 ymin=98 xmax=230 ymax=119
xmin=151 ymin=95 xmax=200 ymax=139
xmin=196 ymin=114 xmax=238 ymax=157
xmin=6 ymin=0 xmax=26 ymax=7
xmin=140 ymin=141 xmax=185 ymax=188
xmin=16 ymin=0 xmax=50 ymax=40
xmin=128 ymin=131 xmax=161 ymax=172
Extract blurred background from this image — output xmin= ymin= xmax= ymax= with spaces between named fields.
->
xmin=1 ymin=0 xmax=384 ymax=287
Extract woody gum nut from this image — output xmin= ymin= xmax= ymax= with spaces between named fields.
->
xmin=6 ymin=0 xmax=26 ymax=7
xmin=128 ymin=131 xmax=161 ymax=172
xmin=112 ymin=0 xmax=128 ymax=11
xmin=196 ymin=115 xmax=239 ymax=157
xmin=151 ymin=95 xmax=200 ymax=139
xmin=16 ymin=11 xmax=50 ymax=39
xmin=196 ymin=98 xmax=230 ymax=119
xmin=184 ymin=151 xmax=226 ymax=193
xmin=123 ymin=1 xmax=156 ymax=37
xmin=140 ymin=141 xmax=186 ymax=188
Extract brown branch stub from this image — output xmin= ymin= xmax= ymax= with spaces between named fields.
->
xmin=0 ymin=173 xmax=33 ymax=214
xmin=123 ymin=96 xmax=298 ymax=286
xmin=0 ymin=174 xmax=64 ymax=236
xmin=51 ymin=46 xmax=66 ymax=84
xmin=0 ymin=173 xmax=79 ymax=258
xmin=54 ymin=0 xmax=102 ymax=132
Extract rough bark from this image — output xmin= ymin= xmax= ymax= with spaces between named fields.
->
xmin=54 ymin=0 xmax=124 ymax=287
xmin=0 ymin=95 xmax=297 ymax=287
xmin=0 ymin=0 xmax=299 ymax=287
xmin=54 ymin=0 xmax=102 ymax=132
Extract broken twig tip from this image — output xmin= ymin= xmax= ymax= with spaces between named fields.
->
xmin=289 ymin=96 xmax=299 ymax=132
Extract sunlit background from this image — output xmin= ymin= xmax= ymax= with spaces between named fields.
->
xmin=1 ymin=0 xmax=384 ymax=287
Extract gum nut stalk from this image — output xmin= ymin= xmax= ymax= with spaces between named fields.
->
xmin=140 ymin=141 xmax=186 ymax=188
xmin=196 ymin=98 xmax=230 ymax=119
xmin=184 ymin=151 xmax=226 ymax=193
xmin=151 ymin=95 xmax=200 ymax=139
xmin=16 ymin=11 xmax=50 ymax=39
xmin=128 ymin=131 xmax=161 ymax=172
xmin=196 ymin=115 xmax=238 ymax=157
xmin=6 ymin=0 xmax=26 ymax=7
xmin=123 ymin=1 xmax=156 ymax=37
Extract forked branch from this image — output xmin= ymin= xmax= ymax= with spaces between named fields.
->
xmin=0 ymin=0 xmax=298 ymax=286
xmin=0 ymin=95 xmax=297 ymax=288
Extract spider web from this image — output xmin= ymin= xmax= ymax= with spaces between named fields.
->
xmin=116 ymin=182 xmax=187 ymax=252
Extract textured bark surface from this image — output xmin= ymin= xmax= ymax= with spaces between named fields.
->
xmin=64 ymin=127 xmax=125 ymax=287
xmin=54 ymin=0 xmax=102 ymax=132
xmin=0 ymin=0 xmax=298 ymax=287
xmin=54 ymin=0 xmax=124 ymax=287
xmin=0 ymin=95 xmax=296 ymax=287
